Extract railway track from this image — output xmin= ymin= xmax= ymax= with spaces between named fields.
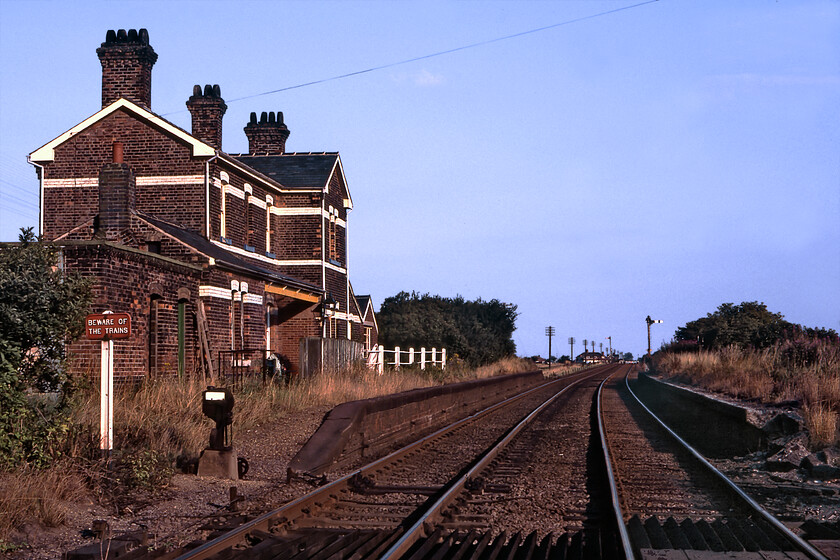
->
xmin=599 ymin=368 xmax=827 ymax=560
xmin=97 ymin=363 xmax=830 ymax=560
xmin=169 ymin=365 xmax=617 ymax=560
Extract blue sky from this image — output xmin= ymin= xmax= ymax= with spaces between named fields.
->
xmin=1 ymin=0 xmax=838 ymax=358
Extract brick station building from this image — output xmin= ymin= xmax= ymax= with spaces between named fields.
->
xmin=28 ymin=28 xmax=377 ymax=380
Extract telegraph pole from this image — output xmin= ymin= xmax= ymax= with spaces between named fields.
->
xmin=646 ymin=315 xmax=663 ymax=356
xmin=545 ymin=326 xmax=555 ymax=366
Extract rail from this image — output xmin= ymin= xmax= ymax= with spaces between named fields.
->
xmin=175 ymin=370 xmax=595 ymax=560
xmin=599 ymin=368 xmax=829 ymax=560
xmin=378 ymin=364 xmax=615 ymax=559
xmin=597 ymin=368 xmax=635 ymax=560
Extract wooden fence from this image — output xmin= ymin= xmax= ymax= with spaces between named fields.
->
xmin=299 ymin=337 xmax=366 ymax=377
xmin=366 ymin=345 xmax=447 ymax=374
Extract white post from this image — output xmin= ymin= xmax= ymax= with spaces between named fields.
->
xmin=394 ymin=346 xmax=400 ymax=370
xmin=378 ymin=345 xmax=385 ymax=375
xmin=421 ymin=347 xmax=426 ymax=370
xmin=432 ymin=347 xmax=437 ymax=367
xmin=441 ymin=348 xmax=447 ymax=370
xmin=409 ymin=347 xmax=415 ymax=365
xmin=100 ymin=338 xmax=114 ymax=458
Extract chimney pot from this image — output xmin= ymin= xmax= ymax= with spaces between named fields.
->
xmin=186 ymin=83 xmax=227 ymax=150
xmin=244 ymin=110 xmax=290 ymax=155
xmin=97 ymin=27 xmax=158 ymax=108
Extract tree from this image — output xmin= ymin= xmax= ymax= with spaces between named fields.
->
xmin=0 ymin=228 xmax=91 ymax=467
xmin=377 ymin=292 xmax=518 ymax=367
xmin=675 ymin=301 xmax=805 ymax=350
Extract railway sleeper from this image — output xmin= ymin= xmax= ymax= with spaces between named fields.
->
xmin=628 ymin=515 xmax=812 ymax=558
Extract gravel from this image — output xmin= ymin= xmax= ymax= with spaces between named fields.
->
xmin=6 ymin=406 xmax=331 ymax=560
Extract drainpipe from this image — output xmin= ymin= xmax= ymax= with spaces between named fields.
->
xmin=321 ymin=190 xmax=326 ymax=298
xmin=205 ymin=154 xmax=218 ymax=238
xmin=28 ymin=158 xmax=45 ymax=237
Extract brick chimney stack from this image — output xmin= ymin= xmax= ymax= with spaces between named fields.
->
xmin=96 ymin=28 xmax=158 ymax=109
xmin=98 ymin=157 xmax=136 ymax=241
xmin=186 ymin=84 xmax=227 ymax=150
xmin=244 ymin=112 xmax=290 ymax=155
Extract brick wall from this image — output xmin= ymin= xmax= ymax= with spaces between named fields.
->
xmin=63 ymin=243 xmax=202 ymax=379
xmin=96 ymin=29 xmax=157 ymax=109
xmin=43 ymin=112 xmax=206 ymax=240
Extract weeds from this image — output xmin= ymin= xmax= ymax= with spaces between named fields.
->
xmin=0 ymin=462 xmax=86 ymax=540
xmin=655 ymin=340 xmax=840 ymax=448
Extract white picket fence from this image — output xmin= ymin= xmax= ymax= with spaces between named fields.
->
xmin=366 ymin=345 xmax=446 ymax=374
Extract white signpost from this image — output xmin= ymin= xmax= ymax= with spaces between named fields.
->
xmin=85 ymin=311 xmax=131 ymax=458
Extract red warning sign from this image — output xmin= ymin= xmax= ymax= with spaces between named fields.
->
xmin=85 ymin=313 xmax=131 ymax=340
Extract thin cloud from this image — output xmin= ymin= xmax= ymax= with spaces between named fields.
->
xmin=413 ymin=69 xmax=445 ymax=86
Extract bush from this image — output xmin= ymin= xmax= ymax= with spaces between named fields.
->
xmin=0 ymin=229 xmax=91 ymax=469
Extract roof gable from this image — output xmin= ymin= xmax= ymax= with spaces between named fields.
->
xmin=29 ymin=98 xmax=215 ymax=162
xmin=232 ymin=152 xmax=353 ymax=208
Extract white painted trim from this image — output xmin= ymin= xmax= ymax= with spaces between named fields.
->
xmin=334 ymin=155 xmax=353 ymax=210
xmin=43 ymin=177 xmax=97 ymax=188
xmin=199 ymin=285 xmax=232 ymax=300
xmin=250 ymin=197 xmax=267 ymax=210
xmin=267 ymin=207 xmax=346 ymax=227
xmin=334 ymin=311 xmax=362 ymax=323
xmin=223 ymin=184 xmax=245 ymax=200
xmin=209 ymin=239 xmax=323 ymax=267
xmin=43 ymin=175 xmax=205 ymax=188
xmin=138 ymin=175 xmax=205 ymax=186
xmin=270 ymin=207 xmax=320 ymax=216
xmin=29 ymin=98 xmax=215 ymax=162
xmin=325 ymin=261 xmax=347 ymax=274
xmin=244 ymin=293 xmax=263 ymax=305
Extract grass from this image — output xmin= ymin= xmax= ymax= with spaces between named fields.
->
xmin=0 ymin=462 xmax=86 ymax=542
xmin=654 ymin=341 xmax=840 ymax=449
xmin=0 ymin=356 xmax=535 ymax=542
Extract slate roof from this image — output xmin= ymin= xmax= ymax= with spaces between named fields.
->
xmin=232 ymin=152 xmax=339 ymax=190
xmin=136 ymin=211 xmax=322 ymax=294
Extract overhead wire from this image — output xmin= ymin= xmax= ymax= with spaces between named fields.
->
xmin=161 ymin=0 xmax=658 ymax=115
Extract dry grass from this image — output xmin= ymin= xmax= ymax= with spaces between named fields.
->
xmin=655 ymin=342 xmax=840 ymax=448
xmin=805 ymin=404 xmax=837 ymax=448
xmin=0 ymin=463 xmax=86 ymax=541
